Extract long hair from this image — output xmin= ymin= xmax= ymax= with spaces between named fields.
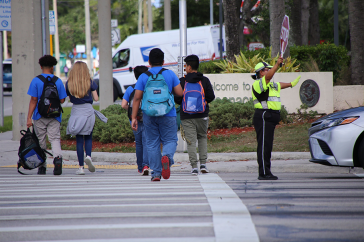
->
xmin=67 ymin=61 xmax=91 ymax=99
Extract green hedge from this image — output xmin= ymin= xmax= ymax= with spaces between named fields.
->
xmin=60 ymin=104 xmax=134 ymax=143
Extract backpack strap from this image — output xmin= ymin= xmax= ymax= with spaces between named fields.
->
xmin=37 ymin=75 xmax=47 ymax=83
xmin=145 ymin=68 xmax=166 ymax=77
xmin=17 ymin=163 xmax=29 ymax=175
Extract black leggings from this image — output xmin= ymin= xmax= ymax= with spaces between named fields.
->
xmin=253 ymin=109 xmax=280 ymax=176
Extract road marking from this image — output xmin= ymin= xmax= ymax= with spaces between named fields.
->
xmin=0 ymin=222 xmax=213 ymax=232
xmin=0 ymin=202 xmax=209 ymax=210
xmin=199 ymin=173 xmax=260 ymax=242
xmin=0 ymin=211 xmax=213 ymax=221
xmin=22 ymin=238 xmax=215 ymax=242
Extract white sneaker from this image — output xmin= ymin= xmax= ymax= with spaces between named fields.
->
xmin=76 ymin=168 xmax=85 ymax=175
xmin=84 ymin=156 xmax=95 ymax=172
xmin=191 ymin=168 xmax=199 ymax=175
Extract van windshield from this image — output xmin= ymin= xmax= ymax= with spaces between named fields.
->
xmin=112 ymin=49 xmax=130 ymax=69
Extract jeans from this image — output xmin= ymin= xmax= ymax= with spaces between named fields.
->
xmin=76 ymin=132 xmax=93 ymax=166
xmin=142 ymin=114 xmax=178 ymax=177
xmin=133 ymin=121 xmax=149 ymax=172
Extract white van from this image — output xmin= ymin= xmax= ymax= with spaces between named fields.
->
xmin=93 ymin=25 xmax=226 ymax=101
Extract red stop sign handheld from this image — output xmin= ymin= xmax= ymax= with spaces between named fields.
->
xmin=280 ymin=15 xmax=290 ymax=58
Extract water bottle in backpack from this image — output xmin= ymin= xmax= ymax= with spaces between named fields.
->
xmin=182 ymin=80 xmax=206 ymax=114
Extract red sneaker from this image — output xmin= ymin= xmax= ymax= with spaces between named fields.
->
xmin=161 ymin=155 xmax=170 ymax=180
xmin=151 ymin=176 xmax=161 ymax=182
xmin=142 ymin=166 xmax=149 ymax=176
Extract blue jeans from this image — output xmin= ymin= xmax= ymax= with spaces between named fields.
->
xmin=76 ymin=132 xmax=93 ymax=166
xmin=133 ymin=121 xmax=149 ymax=172
xmin=142 ymin=114 xmax=178 ymax=177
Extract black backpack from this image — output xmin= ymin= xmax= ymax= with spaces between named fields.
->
xmin=127 ymin=87 xmax=143 ymax=121
xmin=17 ymin=128 xmax=52 ymax=175
xmin=37 ymin=75 xmax=63 ymax=118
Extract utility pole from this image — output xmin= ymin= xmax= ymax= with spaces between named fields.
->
xmin=210 ymin=0 xmax=213 ymax=25
xmin=138 ymin=0 xmax=142 ymax=34
xmin=53 ymin=0 xmax=60 ymax=76
xmin=3 ymin=31 xmax=8 ymax=59
xmin=164 ymin=0 xmax=171 ymax=30
xmin=143 ymin=0 xmax=148 ymax=32
xmin=85 ymin=0 xmax=92 ymax=74
xmin=148 ymin=0 xmax=153 ymax=32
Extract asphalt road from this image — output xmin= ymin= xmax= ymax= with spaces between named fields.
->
xmin=0 ymin=167 xmax=363 ymax=242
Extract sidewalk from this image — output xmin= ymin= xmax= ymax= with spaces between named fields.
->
xmin=1 ymin=131 xmax=363 ymax=174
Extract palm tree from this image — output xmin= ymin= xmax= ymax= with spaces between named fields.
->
xmin=223 ymin=0 xmax=241 ymax=61
xmin=348 ymin=0 xmax=364 ymax=84
xmin=269 ymin=0 xmax=289 ymax=57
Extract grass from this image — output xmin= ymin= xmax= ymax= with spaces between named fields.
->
xmin=0 ymin=116 xmax=12 ymax=133
xmin=207 ymin=123 xmax=311 ymax=153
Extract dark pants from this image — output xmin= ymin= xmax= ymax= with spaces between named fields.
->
xmin=253 ymin=109 xmax=280 ymax=176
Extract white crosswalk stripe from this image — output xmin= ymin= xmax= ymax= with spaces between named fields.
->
xmin=0 ymin=172 xmax=259 ymax=242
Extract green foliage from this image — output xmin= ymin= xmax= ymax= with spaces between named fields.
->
xmin=154 ymin=0 xmax=220 ymax=31
xmin=296 ymin=104 xmax=319 ymax=121
xmin=198 ymin=60 xmax=224 ymax=74
xmin=208 ymin=98 xmax=255 ymax=130
xmin=280 ymin=105 xmax=293 ymax=123
xmin=213 ymin=48 xmax=300 ymax=73
xmin=0 ymin=116 xmax=13 ymax=133
xmin=61 ymin=105 xmax=134 ymax=143
xmin=289 ymin=43 xmax=350 ymax=82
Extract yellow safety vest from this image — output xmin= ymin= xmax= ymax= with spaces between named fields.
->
xmin=252 ymin=76 xmax=281 ymax=110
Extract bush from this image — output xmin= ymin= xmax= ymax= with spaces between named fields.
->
xmin=198 ymin=60 xmax=224 ymax=74
xmin=208 ymin=98 xmax=291 ymax=130
xmin=61 ymin=104 xmax=134 ymax=143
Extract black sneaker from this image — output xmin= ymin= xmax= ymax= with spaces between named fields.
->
xmin=191 ymin=168 xmax=199 ymax=175
xmin=37 ymin=166 xmax=46 ymax=175
xmin=53 ymin=156 xmax=62 ymax=175
xmin=258 ymin=174 xmax=278 ymax=180
xmin=151 ymin=176 xmax=161 ymax=182
xmin=200 ymin=164 xmax=209 ymax=173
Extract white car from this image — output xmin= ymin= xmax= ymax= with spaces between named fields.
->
xmin=308 ymin=107 xmax=364 ymax=168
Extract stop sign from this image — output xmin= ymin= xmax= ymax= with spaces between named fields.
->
xmin=280 ymin=15 xmax=290 ymax=57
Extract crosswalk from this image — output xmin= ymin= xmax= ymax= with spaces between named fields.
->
xmin=0 ymin=170 xmax=259 ymax=242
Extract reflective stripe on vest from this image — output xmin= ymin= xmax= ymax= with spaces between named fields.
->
xmin=253 ymin=97 xmax=281 ymax=105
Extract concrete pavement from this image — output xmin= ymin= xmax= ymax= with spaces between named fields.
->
xmin=1 ymin=130 xmax=363 ymax=175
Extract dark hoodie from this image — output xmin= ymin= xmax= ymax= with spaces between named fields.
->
xmin=175 ymin=72 xmax=215 ymax=120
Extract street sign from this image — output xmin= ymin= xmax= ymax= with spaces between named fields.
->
xmin=111 ymin=28 xmax=121 ymax=46
xmin=0 ymin=1 xmax=11 ymax=31
xmin=111 ymin=19 xmax=118 ymax=28
xmin=280 ymin=15 xmax=289 ymax=58
xmin=49 ymin=10 xmax=55 ymax=35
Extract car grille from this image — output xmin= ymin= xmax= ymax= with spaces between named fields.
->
xmin=317 ymin=139 xmax=333 ymax=156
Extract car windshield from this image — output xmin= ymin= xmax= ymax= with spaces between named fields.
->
xmin=3 ymin=64 xmax=11 ymax=73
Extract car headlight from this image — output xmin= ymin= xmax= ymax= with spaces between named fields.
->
xmin=321 ymin=116 xmax=359 ymax=129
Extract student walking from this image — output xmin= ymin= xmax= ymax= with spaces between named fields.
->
xmin=65 ymin=61 xmax=106 ymax=175
xmin=175 ymin=55 xmax=215 ymax=175
xmin=252 ymin=58 xmax=301 ymax=180
xmin=131 ymin=48 xmax=183 ymax=182
xmin=27 ymin=55 xmax=68 ymax=175
xmin=121 ymin=65 xmax=150 ymax=175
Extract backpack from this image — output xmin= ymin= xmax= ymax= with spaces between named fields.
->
xmin=37 ymin=75 xmax=63 ymax=118
xmin=127 ymin=88 xmax=143 ymax=121
xmin=182 ymin=78 xmax=206 ymax=114
xmin=141 ymin=68 xmax=175 ymax=116
xmin=17 ymin=128 xmax=52 ymax=175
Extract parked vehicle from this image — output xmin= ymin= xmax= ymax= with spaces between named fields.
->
xmin=308 ymin=107 xmax=364 ymax=168
xmin=3 ymin=58 xmax=12 ymax=92
xmin=93 ymin=25 xmax=226 ymax=101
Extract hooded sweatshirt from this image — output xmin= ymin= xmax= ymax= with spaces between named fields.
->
xmin=175 ymin=72 xmax=215 ymax=120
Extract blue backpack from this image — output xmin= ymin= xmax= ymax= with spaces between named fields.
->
xmin=141 ymin=68 xmax=175 ymax=116
xmin=182 ymin=79 xmax=206 ymax=114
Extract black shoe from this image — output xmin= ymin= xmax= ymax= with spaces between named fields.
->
xmin=258 ymin=174 xmax=278 ymax=180
xmin=37 ymin=166 xmax=46 ymax=175
xmin=200 ymin=164 xmax=209 ymax=173
xmin=53 ymin=156 xmax=62 ymax=175
xmin=151 ymin=176 xmax=161 ymax=182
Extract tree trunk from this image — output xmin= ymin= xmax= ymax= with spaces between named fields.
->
xmin=349 ymin=0 xmax=364 ymax=84
xmin=301 ymin=0 xmax=310 ymax=45
xmin=291 ymin=0 xmax=302 ymax=46
xmin=239 ymin=0 xmax=253 ymax=49
xmin=223 ymin=0 xmax=241 ymax=61
xmin=270 ymin=0 xmax=289 ymax=58
xmin=309 ymin=0 xmax=320 ymax=45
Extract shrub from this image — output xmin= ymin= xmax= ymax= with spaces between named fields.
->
xmin=208 ymin=98 xmax=291 ymax=130
xmin=61 ymin=104 xmax=134 ymax=143
xmin=198 ymin=60 xmax=224 ymax=74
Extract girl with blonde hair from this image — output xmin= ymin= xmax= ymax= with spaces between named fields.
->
xmin=66 ymin=61 xmax=106 ymax=175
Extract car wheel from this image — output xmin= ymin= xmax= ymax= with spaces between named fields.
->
xmin=358 ymin=138 xmax=364 ymax=168
xmin=113 ymin=85 xmax=119 ymax=102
